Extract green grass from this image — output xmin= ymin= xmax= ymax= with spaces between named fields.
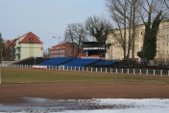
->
xmin=1 ymin=68 xmax=169 ymax=84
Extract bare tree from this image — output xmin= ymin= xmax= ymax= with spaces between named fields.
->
xmin=159 ymin=0 xmax=169 ymax=18
xmin=129 ymin=0 xmax=141 ymax=60
xmin=0 ymin=33 xmax=5 ymax=61
xmin=85 ymin=15 xmax=112 ymax=42
xmin=160 ymin=0 xmax=169 ymax=9
xmin=64 ymin=23 xmax=87 ymax=56
xmin=107 ymin=0 xmax=141 ymax=60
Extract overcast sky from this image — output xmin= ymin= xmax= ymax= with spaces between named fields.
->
xmin=0 ymin=0 xmax=111 ymax=50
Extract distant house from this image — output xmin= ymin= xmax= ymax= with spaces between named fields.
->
xmin=49 ymin=42 xmax=77 ymax=58
xmin=5 ymin=32 xmax=43 ymax=61
xmin=5 ymin=39 xmax=16 ymax=61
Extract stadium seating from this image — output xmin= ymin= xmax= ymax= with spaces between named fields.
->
xmin=38 ymin=57 xmax=75 ymax=66
xmin=12 ymin=57 xmax=51 ymax=65
xmin=12 ymin=56 xmax=118 ymax=68
xmin=62 ymin=58 xmax=100 ymax=68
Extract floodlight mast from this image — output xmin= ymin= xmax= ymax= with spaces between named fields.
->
xmin=53 ymin=36 xmax=61 ymax=57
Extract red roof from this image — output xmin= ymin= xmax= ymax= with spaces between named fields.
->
xmin=19 ymin=32 xmax=43 ymax=44
xmin=5 ymin=39 xmax=16 ymax=49
xmin=52 ymin=42 xmax=72 ymax=49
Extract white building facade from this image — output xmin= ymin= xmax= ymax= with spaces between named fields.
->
xmin=15 ymin=32 xmax=43 ymax=61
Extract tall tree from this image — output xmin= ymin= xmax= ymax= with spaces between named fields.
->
xmin=0 ymin=33 xmax=5 ymax=62
xmin=145 ymin=12 xmax=163 ymax=61
xmin=64 ymin=23 xmax=87 ymax=56
xmin=107 ymin=0 xmax=141 ymax=60
xmin=137 ymin=0 xmax=164 ymax=63
xmin=85 ymin=15 xmax=112 ymax=42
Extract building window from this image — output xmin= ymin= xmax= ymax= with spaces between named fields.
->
xmin=29 ymin=38 xmax=34 ymax=43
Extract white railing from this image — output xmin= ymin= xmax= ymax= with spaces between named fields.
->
xmin=4 ymin=64 xmax=169 ymax=76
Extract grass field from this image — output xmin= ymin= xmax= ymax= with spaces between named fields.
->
xmin=1 ymin=68 xmax=169 ymax=84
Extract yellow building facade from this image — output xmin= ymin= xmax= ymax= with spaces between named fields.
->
xmin=106 ymin=20 xmax=169 ymax=65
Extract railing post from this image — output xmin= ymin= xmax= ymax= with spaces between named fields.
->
xmin=116 ymin=68 xmax=117 ymax=74
xmin=146 ymin=69 xmax=148 ymax=75
xmin=160 ymin=70 xmax=162 ymax=76
xmin=140 ymin=69 xmax=141 ymax=75
xmin=101 ymin=68 xmax=102 ymax=73
xmin=153 ymin=70 xmax=155 ymax=75
xmin=133 ymin=69 xmax=135 ymax=74
xmin=96 ymin=68 xmax=97 ymax=73
xmin=110 ymin=68 xmax=112 ymax=73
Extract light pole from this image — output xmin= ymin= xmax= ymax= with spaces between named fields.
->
xmin=0 ymin=48 xmax=3 ymax=85
xmin=53 ymin=36 xmax=60 ymax=57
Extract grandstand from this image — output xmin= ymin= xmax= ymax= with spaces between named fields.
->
xmin=12 ymin=57 xmax=51 ymax=65
xmin=11 ymin=56 xmax=118 ymax=68
xmin=61 ymin=58 xmax=101 ymax=68
xmin=38 ymin=57 xmax=75 ymax=67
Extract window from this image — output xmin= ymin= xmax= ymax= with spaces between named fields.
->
xmin=163 ymin=43 xmax=165 ymax=46
xmin=29 ymin=38 xmax=34 ymax=43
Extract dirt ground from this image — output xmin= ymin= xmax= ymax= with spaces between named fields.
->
xmin=1 ymin=82 xmax=169 ymax=104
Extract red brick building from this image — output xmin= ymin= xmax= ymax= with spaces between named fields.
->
xmin=49 ymin=42 xmax=78 ymax=58
xmin=5 ymin=39 xmax=16 ymax=61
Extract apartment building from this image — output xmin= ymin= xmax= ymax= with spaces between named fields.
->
xmin=106 ymin=20 xmax=169 ymax=65
xmin=5 ymin=32 xmax=43 ymax=61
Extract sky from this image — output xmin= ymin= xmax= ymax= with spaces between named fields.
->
xmin=0 ymin=0 xmax=110 ymax=50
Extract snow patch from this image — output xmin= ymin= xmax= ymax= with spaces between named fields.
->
xmin=0 ymin=98 xmax=169 ymax=113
